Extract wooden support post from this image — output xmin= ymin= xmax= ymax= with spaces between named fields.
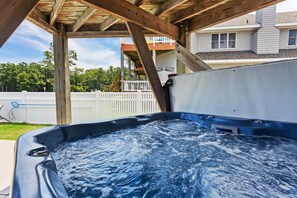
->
xmin=120 ymin=51 xmax=125 ymax=92
xmin=126 ymin=22 xmax=170 ymax=112
xmin=176 ymin=21 xmax=188 ymax=74
xmin=128 ymin=57 xmax=132 ymax=80
xmin=176 ymin=20 xmax=212 ymax=72
xmin=53 ymin=24 xmax=72 ymax=124
xmin=152 ymin=50 xmax=156 ymax=65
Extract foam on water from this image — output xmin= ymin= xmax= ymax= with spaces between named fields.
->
xmin=51 ymin=119 xmax=297 ymax=198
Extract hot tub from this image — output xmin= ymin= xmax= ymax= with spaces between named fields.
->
xmin=12 ymin=112 xmax=297 ymax=197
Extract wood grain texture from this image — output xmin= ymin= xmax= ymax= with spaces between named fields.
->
xmin=127 ymin=22 xmax=170 ymax=112
xmin=175 ymin=43 xmax=212 ymax=72
xmin=68 ymin=7 xmax=96 ymax=32
xmin=0 ymin=0 xmax=39 ymax=47
xmin=170 ymin=0 xmax=229 ymax=23
xmin=189 ymin=0 xmax=283 ymax=32
xmin=53 ymin=24 xmax=72 ymax=124
xmin=99 ymin=16 xmax=120 ymax=31
xmin=155 ymin=0 xmax=189 ymax=16
xmin=27 ymin=8 xmax=58 ymax=35
xmin=50 ymin=0 xmax=65 ymax=25
xmin=77 ymin=0 xmax=179 ymax=40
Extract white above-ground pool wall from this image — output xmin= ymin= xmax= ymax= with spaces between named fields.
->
xmin=169 ymin=59 xmax=297 ymax=123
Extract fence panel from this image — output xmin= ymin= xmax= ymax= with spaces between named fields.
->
xmin=0 ymin=91 xmax=160 ymax=124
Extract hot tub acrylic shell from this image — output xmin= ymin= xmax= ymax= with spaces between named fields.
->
xmin=11 ymin=112 xmax=297 ymax=198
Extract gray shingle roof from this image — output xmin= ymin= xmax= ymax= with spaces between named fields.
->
xmin=276 ymin=11 xmax=297 ymax=23
xmin=196 ymin=49 xmax=297 ymax=60
xmin=214 ymin=14 xmax=257 ymax=27
xmin=213 ymin=11 xmax=297 ymax=27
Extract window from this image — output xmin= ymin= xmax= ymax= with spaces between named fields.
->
xmin=229 ymin=33 xmax=236 ymax=48
xmin=212 ymin=34 xmax=219 ymax=49
xmin=288 ymin=29 xmax=297 ymax=46
xmin=211 ymin=33 xmax=236 ymax=49
xmin=220 ymin=33 xmax=228 ymax=49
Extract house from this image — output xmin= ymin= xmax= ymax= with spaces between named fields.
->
xmin=121 ymin=5 xmax=297 ymax=91
xmin=120 ymin=37 xmax=177 ymax=91
xmin=191 ymin=5 xmax=297 ymax=69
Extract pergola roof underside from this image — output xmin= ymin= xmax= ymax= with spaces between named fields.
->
xmin=0 ymin=0 xmax=283 ymax=47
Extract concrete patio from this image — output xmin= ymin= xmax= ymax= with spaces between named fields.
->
xmin=0 ymin=140 xmax=15 ymax=198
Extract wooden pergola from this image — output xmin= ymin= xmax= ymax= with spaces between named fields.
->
xmin=0 ymin=0 xmax=282 ymax=124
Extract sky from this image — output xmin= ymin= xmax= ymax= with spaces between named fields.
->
xmin=0 ymin=0 xmax=296 ymax=70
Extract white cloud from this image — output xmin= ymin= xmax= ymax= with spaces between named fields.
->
xmin=69 ymin=38 xmax=120 ymax=69
xmin=277 ymin=0 xmax=297 ymax=12
xmin=3 ymin=20 xmax=120 ymax=69
xmin=9 ymin=20 xmax=52 ymax=52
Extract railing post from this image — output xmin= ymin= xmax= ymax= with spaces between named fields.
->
xmin=95 ymin=91 xmax=100 ymax=120
xmin=22 ymin=90 xmax=28 ymax=123
xmin=136 ymin=90 xmax=142 ymax=114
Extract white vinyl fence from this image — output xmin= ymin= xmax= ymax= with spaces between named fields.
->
xmin=0 ymin=91 xmax=160 ymax=124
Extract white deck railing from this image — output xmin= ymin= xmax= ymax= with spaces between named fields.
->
xmin=0 ymin=91 xmax=160 ymax=124
xmin=122 ymin=81 xmax=167 ymax=92
xmin=121 ymin=36 xmax=175 ymax=46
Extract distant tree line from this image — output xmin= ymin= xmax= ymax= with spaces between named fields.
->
xmin=0 ymin=45 xmax=128 ymax=92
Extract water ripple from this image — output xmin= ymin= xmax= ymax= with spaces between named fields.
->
xmin=51 ymin=119 xmax=297 ymax=198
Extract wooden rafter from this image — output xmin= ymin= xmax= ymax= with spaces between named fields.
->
xmin=27 ymin=8 xmax=58 ymax=35
xmin=50 ymin=0 xmax=65 ymax=25
xmin=99 ymin=0 xmax=147 ymax=33
xmin=134 ymin=0 xmax=145 ymax=6
xmin=189 ymin=0 xmax=284 ymax=32
xmin=170 ymin=0 xmax=229 ymax=23
xmin=76 ymin=0 xmax=179 ymax=40
xmin=127 ymin=22 xmax=170 ymax=112
xmin=99 ymin=16 xmax=120 ymax=31
xmin=0 ymin=0 xmax=39 ymax=47
xmin=155 ymin=0 xmax=189 ymax=16
xmin=69 ymin=7 xmax=96 ymax=32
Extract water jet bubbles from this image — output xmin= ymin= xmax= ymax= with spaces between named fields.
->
xmin=51 ymin=119 xmax=297 ymax=198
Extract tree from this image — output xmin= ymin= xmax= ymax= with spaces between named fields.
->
xmin=0 ymin=43 xmax=125 ymax=92
xmin=40 ymin=43 xmax=78 ymax=91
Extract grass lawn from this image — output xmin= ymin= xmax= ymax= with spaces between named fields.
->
xmin=0 ymin=123 xmax=50 ymax=140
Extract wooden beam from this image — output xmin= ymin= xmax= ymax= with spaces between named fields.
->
xmin=0 ymin=0 xmax=39 ymax=47
xmin=127 ymin=22 xmax=170 ymax=112
xmin=189 ymin=0 xmax=283 ymax=32
xmin=175 ymin=43 xmax=212 ymax=72
xmin=50 ymin=0 xmax=65 ymax=25
xmin=69 ymin=7 xmax=96 ymax=32
xmin=134 ymin=0 xmax=145 ymax=6
xmin=67 ymin=31 xmax=135 ymax=38
xmin=99 ymin=16 xmax=120 ymax=31
xmin=170 ymin=0 xmax=229 ymax=23
xmin=27 ymin=8 xmax=58 ymax=35
xmin=99 ymin=0 xmax=145 ymax=31
xmin=53 ymin=24 xmax=72 ymax=124
xmin=77 ymin=0 xmax=179 ymax=40
xmin=155 ymin=0 xmax=189 ymax=16
xmin=66 ymin=24 xmax=157 ymax=38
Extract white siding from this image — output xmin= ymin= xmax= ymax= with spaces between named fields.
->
xmin=190 ymin=33 xmax=199 ymax=54
xmin=191 ymin=31 xmax=253 ymax=53
xmin=156 ymin=51 xmax=177 ymax=72
xmin=251 ymin=32 xmax=258 ymax=53
xmin=279 ymin=29 xmax=297 ymax=49
xmin=254 ymin=5 xmax=279 ymax=54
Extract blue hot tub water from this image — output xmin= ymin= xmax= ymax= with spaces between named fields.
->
xmin=51 ymin=119 xmax=297 ymax=198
